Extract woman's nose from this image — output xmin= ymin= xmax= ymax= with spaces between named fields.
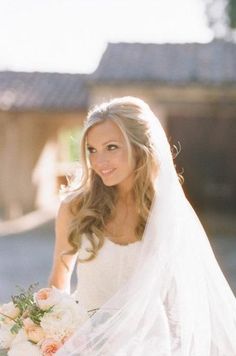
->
xmin=93 ymin=152 xmax=110 ymax=168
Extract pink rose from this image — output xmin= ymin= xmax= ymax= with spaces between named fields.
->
xmin=40 ymin=338 xmax=63 ymax=355
xmin=23 ymin=317 xmax=45 ymax=343
xmin=34 ymin=287 xmax=61 ymax=310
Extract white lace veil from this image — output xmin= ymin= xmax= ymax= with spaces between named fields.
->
xmin=57 ymin=98 xmax=236 ymax=356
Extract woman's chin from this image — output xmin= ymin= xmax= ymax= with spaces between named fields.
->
xmin=102 ymin=179 xmax=116 ymax=187
xmin=99 ymin=174 xmax=117 ymax=186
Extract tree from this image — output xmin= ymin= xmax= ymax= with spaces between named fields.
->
xmin=228 ymin=0 xmax=236 ymax=28
xmin=205 ymin=0 xmax=236 ymax=39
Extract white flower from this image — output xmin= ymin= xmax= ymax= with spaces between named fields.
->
xmin=40 ymin=300 xmax=88 ymax=341
xmin=0 ymin=302 xmax=20 ymax=320
xmin=11 ymin=329 xmax=27 ymax=346
xmin=0 ymin=322 xmax=16 ymax=349
xmin=8 ymin=340 xmax=41 ymax=356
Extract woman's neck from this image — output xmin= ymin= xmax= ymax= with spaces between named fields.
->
xmin=117 ymin=191 xmax=134 ymax=206
xmin=116 ymin=172 xmax=135 ymax=199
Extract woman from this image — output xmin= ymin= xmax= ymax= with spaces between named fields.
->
xmin=50 ymin=97 xmax=236 ymax=355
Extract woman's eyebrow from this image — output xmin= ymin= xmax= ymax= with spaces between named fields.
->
xmin=87 ymin=140 xmax=120 ymax=147
xmin=102 ymin=140 xmax=119 ymax=145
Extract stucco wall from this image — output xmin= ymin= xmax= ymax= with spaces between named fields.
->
xmin=0 ymin=110 xmax=85 ymax=220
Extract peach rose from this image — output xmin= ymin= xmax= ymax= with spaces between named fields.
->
xmin=40 ymin=338 xmax=63 ymax=355
xmin=0 ymin=302 xmax=20 ymax=320
xmin=34 ymin=287 xmax=61 ymax=311
xmin=23 ymin=317 xmax=45 ymax=343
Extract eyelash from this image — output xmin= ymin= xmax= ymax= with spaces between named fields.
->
xmin=87 ymin=144 xmax=119 ymax=154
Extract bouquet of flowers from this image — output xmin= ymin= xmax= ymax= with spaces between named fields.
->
xmin=0 ymin=284 xmax=89 ymax=356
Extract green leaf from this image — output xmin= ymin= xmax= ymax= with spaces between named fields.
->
xmin=10 ymin=319 xmax=23 ymax=335
xmin=0 ymin=349 xmax=8 ymax=356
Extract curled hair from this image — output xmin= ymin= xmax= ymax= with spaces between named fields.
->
xmin=63 ymin=97 xmax=162 ymax=263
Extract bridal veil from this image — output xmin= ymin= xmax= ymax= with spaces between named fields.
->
xmin=57 ymin=97 xmax=236 ymax=356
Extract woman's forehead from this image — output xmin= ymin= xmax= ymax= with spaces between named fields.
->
xmin=86 ymin=120 xmax=125 ymax=145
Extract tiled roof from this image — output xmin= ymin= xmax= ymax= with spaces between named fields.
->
xmin=92 ymin=40 xmax=236 ymax=84
xmin=1 ymin=40 xmax=235 ymax=111
xmin=0 ymin=71 xmax=88 ymax=111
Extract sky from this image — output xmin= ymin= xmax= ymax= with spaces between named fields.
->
xmin=0 ymin=0 xmax=213 ymax=74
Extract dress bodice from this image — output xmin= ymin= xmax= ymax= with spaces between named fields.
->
xmin=75 ymin=234 xmax=142 ymax=311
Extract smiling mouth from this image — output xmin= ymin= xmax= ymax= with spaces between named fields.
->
xmin=100 ymin=168 xmax=116 ymax=176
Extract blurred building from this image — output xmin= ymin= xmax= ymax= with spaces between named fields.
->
xmin=0 ymin=39 xmax=236 ymax=219
xmin=0 ymin=72 xmax=88 ymax=219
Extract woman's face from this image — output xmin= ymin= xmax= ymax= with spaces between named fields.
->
xmin=86 ymin=120 xmax=136 ymax=191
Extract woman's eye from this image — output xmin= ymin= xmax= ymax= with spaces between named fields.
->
xmin=107 ymin=144 xmax=118 ymax=151
xmin=87 ymin=147 xmax=96 ymax=154
xmin=87 ymin=145 xmax=118 ymax=153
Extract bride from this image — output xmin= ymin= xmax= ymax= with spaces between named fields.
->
xmin=49 ymin=97 xmax=236 ymax=355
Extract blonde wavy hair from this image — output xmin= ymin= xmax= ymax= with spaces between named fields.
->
xmin=63 ymin=96 xmax=161 ymax=263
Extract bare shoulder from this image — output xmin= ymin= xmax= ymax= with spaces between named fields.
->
xmin=56 ymin=193 xmax=83 ymax=228
xmin=57 ymin=200 xmax=73 ymax=219
xmin=56 ymin=200 xmax=74 ymax=232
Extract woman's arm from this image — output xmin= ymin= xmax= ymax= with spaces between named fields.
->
xmin=48 ymin=201 xmax=78 ymax=294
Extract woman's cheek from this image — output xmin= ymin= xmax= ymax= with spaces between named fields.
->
xmin=114 ymin=153 xmax=127 ymax=170
xmin=88 ymin=156 xmax=94 ymax=168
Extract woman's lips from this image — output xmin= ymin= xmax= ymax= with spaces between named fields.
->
xmin=100 ymin=168 xmax=116 ymax=176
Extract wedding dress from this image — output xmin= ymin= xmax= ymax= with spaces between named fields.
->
xmin=75 ymin=234 xmax=143 ymax=312
xmin=73 ymin=234 xmax=182 ymax=355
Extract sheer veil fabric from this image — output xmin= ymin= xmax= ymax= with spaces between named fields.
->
xmin=56 ymin=105 xmax=236 ymax=356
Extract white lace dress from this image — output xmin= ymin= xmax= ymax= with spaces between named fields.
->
xmin=74 ymin=235 xmax=180 ymax=354
xmin=75 ymin=234 xmax=143 ymax=312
